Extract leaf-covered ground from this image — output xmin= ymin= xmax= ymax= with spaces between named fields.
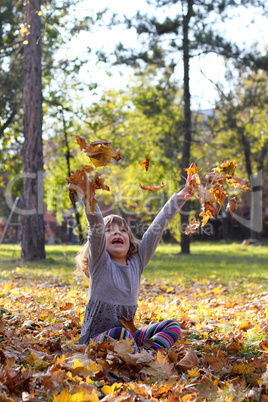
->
xmin=1 ymin=264 xmax=268 ymax=402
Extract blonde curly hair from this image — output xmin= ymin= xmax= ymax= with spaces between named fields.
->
xmin=75 ymin=215 xmax=140 ymax=278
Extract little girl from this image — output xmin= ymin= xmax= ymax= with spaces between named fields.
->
xmin=71 ymin=173 xmax=195 ymax=351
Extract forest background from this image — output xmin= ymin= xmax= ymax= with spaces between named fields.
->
xmin=0 ymin=0 xmax=268 ymax=259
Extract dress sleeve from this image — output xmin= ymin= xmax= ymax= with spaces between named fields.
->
xmin=84 ymin=203 xmax=107 ymax=275
xmin=137 ymin=193 xmax=185 ymax=269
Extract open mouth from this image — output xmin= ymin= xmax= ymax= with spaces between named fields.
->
xmin=112 ymin=238 xmax=123 ymax=244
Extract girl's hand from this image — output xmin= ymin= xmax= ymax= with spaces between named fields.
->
xmin=65 ymin=170 xmax=91 ymax=197
xmin=177 ymin=173 xmax=198 ymax=200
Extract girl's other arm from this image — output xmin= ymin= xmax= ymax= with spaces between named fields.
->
xmin=66 ymin=172 xmax=106 ymax=272
xmin=138 ymin=177 xmax=196 ymax=269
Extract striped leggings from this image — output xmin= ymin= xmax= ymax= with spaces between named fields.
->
xmin=93 ymin=319 xmax=181 ymax=351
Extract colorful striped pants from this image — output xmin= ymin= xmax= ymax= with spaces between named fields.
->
xmin=93 ymin=319 xmax=181 ymax=351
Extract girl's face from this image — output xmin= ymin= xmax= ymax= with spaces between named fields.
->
xmin=105 ymin=223 xmax=130 ymax=264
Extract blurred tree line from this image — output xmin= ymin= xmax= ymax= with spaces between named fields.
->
xmin=0 ymin=0 xmax=267 ymax=259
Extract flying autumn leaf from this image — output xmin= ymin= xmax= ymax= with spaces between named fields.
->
xmin=184 ymin=163 xmax=201 ymax=194
xmin=231 ymin=177 xmax=250 ymax=191
xmin=139 ymin=157 xmax=150 ymax=171
xmin=226 ymin=196 xmax=238 ymax=213
xmin=183 ymin=161 xmax=249 ymax=234
xmin=66 ymin=170 xmax=110 ymax=214
xmin=74 ymin=135 xmax=122 ymax=167
xmin=184 ymin=162 xmax=198 ymax=175
xmin=184 ymin=217 xmax=201 ymax=235
xmin=139 ymin=182 xmax=166 ymax=193
xmin=212 ymin=160 xmax=236 ymax=177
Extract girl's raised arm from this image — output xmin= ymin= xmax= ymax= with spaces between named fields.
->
xmin=137 ymin=179 xmax=196 ymax=270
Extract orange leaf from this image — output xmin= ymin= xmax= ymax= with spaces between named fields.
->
xmin=139 ymin=157 xmax=150 ymax=171
xmin=184 ymin=162 xmax=198 ymax=175
xmin=139 ymin=182 xmax=165 ymax=192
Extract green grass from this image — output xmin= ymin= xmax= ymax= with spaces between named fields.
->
xmin=0 ymin=241 xmax=267 ymax=286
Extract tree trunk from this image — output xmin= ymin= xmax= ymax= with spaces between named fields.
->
xmin=180 ymin=0 xmax=193 ymax=254
xmin=21 ymin=0 xmax=45 ymax=260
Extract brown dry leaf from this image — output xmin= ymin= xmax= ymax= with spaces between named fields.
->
xmin=226 ymin=196 xmax=238 ymax=213
xmin=139 ymin=182 xmax=166 ymax=193
xmin=0 ymin=316 xmax=5 ymax=333
xmin=203 ymin=353 xmax=224 ymax=373
xmin=176 ymin=348 xmax=199 ymax=371
xmin=84 ymin=140 xmax=122 ymax=167
xmin=119 ymin=316 xmax=138 ymax=334
xmin=114 ymin=338 xmax=154 ymax=366
xmin=141 ymin=351 xmax=178 ymax=380
xmin=74 ymin=134 xmax=90 ymax=150
xmin=225 ymin=340 xmax=244 ymax=353
xmin=232 ymin=177 xmax=250 ymax=191
xmin=184 ymin=217 xmax=200 ymax=235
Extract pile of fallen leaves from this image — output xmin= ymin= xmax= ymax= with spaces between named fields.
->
xmin=1 ymin=268 xmax=268 ymax=401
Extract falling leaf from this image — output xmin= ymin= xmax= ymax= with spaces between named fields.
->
xmin=226 ymin=196 xmax=238 ymax=213
xmin=139 ymin=182 xmax=166 ymax=193
xmin=139 ymin=157 xmax=150 ymax=171
xmin=184 ymin=217 xmax=200 ymax=235
xmin=231 ymin=177 xmax=250 ymax=191
xmin=212 ymin=160 xmax=236 ymax=177
xmin=184 ymin=162 xmax=198 ymax=175
xmin=66 ymin=171 xmax=110 ymax=214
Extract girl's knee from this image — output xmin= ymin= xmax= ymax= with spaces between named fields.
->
xmin=109 ymin=327 xmax=133 ymax=340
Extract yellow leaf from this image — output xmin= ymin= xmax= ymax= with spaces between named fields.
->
xmin=55 ymin=354 xmax=66 ymax=364
xmin=166 ymin=287 xmax=174 ymax=293
xmin=188 ymin=368 xmax=200 ymax=377
xmin=230 ymin=364 xmax=253 ymax=374
xmin=23 ymin=40 xmax=29 ymax=45
xmin=102 ymin=383 xmax=122 ymax=395
xmin=213 ymin=286 xmax=222 ymax=294
xmin=54 ymin=389 xmax=99 ymax=402
xmin=239 ymin=321 xmax=252 ymax=331
xmin=86 ymin=361 xmax=102 ymax=373
xmin=72 ymin=358 xmax=85 ymax=369
xmin=3 ymin=283 xmax=12 ymax=291
xmin=156 ymin=295 xmax=166 ymax=302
